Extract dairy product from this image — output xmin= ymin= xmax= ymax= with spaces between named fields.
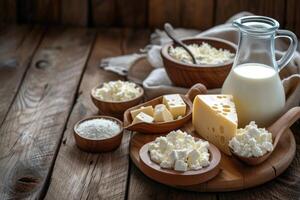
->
xmin=222 ymin=63 xmax=285 ymax=127
xmin=153 ymin=104 xmax=173 ymax=122
xmin=168 ymin=42 xmax=235 ymax=65
xmin=148 ymin=130 xmax=210 ymax=172
xmin=229 ymin=121 xmax=273 ymax=157
xmin=132 ymin=112 xmax=154 ymax=124
xmin=130 ymin=106 xmax=154 ymax=119
xmin=163 ymin=94 xmax=186 ymax=118
xmin=94 ymin=80 xmax=142 ymax=101
xmin=193 ymin=95 xmax=238 ymax=155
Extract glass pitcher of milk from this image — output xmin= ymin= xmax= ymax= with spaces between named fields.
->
xmin=222 ymin=16 xmax=297 ymax=127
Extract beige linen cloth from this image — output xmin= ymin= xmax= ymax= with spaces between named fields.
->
xmin=101 ymin=12 xmax=300 ymax=113
xmin=142 ymin=12 xmax=300 ymax=113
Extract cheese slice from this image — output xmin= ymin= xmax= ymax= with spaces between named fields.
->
xmin=153 ymin=104 xmax=173 ymax=122
xmin=162 ymin=94 xmax=186 ymax=118
xmin=132 ymin=112 xmax=154 ymax=124
xmin=130 ymin=106 xmax=154 ymax=119
xmin=192 ymin=95 xmax=238 ymax=155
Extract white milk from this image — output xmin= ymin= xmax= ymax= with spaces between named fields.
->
xmin=222 ymin=63 xmax=285 ymax=127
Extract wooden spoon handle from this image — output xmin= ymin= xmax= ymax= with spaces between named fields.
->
xmin=268 ymin=106 xmax=300 ymax=147
xmin=185 ymin=83 xmax=207 ymax=102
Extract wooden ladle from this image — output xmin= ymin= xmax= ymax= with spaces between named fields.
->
xmin=164 ymin=23 xmax=197 ymax=64
xmin=231 ymin=106 xmax=300 ymax=166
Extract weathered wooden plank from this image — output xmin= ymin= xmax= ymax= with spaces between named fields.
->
xmin=115 ymin=0 xmax=147 ymax=27
xmin=0 ymin=0 xmax=16 ymax=23
xmin=180 ymin=0 xmax=214 ymax=30
xmin=17 ymin=0 xmax=60 ymax=24
xmin=0 ymin=25 xmax=44 ymax=128
xmin=0 ymin=27 xmax=94 ymax=199
xmin=91 ymin=0 xmax=115 ymax=26
xmin=215 ymin=0 xmax=285 ymax=26
xmin=45 ymin=29 xmax=128 ymax=200
xmin=148 ymin=0 xmax=181 ymax=28
xmin=61 ymin=0 xmax=88 ymax=26
xmin=285 ymin=0 xmax=300 ymax=37
xmin=219 ymin=124 xmax=300 ymax=200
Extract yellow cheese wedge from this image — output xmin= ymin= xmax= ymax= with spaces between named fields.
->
xmin=132 ymin=112 xmax=154 ymax=124
xmin=192 ymin=95 xmax=238 ymax=155
xmin=153 ymin=104 xmax=173 ymax=122
xmin=162 ymin=94 xmax=186 ymax=118
xmin=130 ymin=106 xmax=154 ymax=119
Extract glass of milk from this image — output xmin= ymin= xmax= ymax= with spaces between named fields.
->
xmin=222 ymin=16 xmax=297 ymax=127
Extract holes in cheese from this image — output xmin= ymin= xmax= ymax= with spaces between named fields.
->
xmin=153 ymin=104 xmax=173 ymax=122
xmin=162 ymin=94 xmax=186 ymax=118
xmin=130 ymin=106 xmax=154 ymax=119
xmin=132 ymin=112 xmax=154 ymax=124
xmin=192 ymin=95 xmax=238 ymax=155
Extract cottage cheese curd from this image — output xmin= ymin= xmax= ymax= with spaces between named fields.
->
xmin=229 ymin=121 xmax=273 ymax=157
xmin=148 ymin=130 xmax=210 ymax=172
xmin=169 ymin=42 xmax=235 ymax=65
xmin=94 ymin=80 xmax=142 ymax=101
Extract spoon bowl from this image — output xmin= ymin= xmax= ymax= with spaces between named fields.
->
xmin=231 ymin=106 xmax=300 ymax=165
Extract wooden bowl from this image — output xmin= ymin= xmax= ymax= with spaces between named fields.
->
xmin=73 ymin=116 xmax=123 ymax=153
xmin=161 ymin=37 xmax=237 ymax=89
xmin=139 ymin=141 xmax=221 ymax=186
xmin=123 ymin=83 xmax=207 ymax=134
xmin=91 ymin=83 xmax=144 ymax=119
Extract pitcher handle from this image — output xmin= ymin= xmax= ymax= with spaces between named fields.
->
xmin=275 ymin=29 xmax=298 ymax=71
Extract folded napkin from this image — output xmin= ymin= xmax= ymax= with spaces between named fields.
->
xmin=100 ymin=12 xmax=300 ymax=112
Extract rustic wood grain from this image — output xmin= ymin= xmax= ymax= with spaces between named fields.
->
xmin=44 ymin=29 xmax=128 ymax=200
xmin=180 ymin=0 xmax=214 ymax=30
xmin=0 ymin=27 xmax=94 ymax=199
xmin=215 ymin=0 xmax=286 ymax=26
xmin=0 ymin=0 xmax=16 ymax=23
xmin=91 ymin=0 xmax=116 ymax=26
xmin=61 ymin=0 xmax=88 ymax=26
xmin=115 ymin=0 xmax=147 ymax=27
xmin=0 ymin=25 xmax=44 ymax=127
xmin=285 ymin=0 xmax=300 ymax=37
xmin=17 ymin=0 xmax=60 ymax=24
xmin=148 ymin=0 xmax=181 ymax=28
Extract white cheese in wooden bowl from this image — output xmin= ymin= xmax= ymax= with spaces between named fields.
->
xmin=229 ymin=121 xmax=273 ymax=157
xmin=94 ymin=80 xmax=142 ymax=101
xmin=148 ymin=130 xmax=210 ymax=172
xmin=169 ymin=42 xmax=235 ymax=65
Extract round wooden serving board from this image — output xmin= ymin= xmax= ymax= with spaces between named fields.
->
xmin=129 ymin=122 xmax=296 ymax=192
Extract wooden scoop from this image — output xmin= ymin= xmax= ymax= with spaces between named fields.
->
xmin=123 ymin=83 xmax=207 ymax=134
xmin=231 ymin=106 xmax=300 ymax=166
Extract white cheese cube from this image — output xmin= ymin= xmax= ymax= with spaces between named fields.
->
xmin=174 ymin=160 xmax=188 ymax=172
xmin=163 ymin=94 xmax=186 ymax=118
xmin=130 ymin=106 xmax=154 ymax=119
xmin=132 ymin=112 xmax=154 ymax=124
xmin=153 ymin=104 xmax=173 ymax=122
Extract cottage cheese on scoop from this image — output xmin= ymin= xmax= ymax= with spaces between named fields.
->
xmin=229 ymin=121 xmax=273 ymax=157
xmin=148 ymin=130 xmax=210 ymax=172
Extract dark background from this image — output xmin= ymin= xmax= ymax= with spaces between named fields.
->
xmin=0 ymin=0 xmax=299 ymax=37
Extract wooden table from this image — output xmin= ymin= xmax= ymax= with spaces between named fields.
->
xmin=0 ymin=25 xmax=299 ymax=200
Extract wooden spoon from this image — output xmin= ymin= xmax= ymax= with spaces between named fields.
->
xmin=164 ymin=23 xmax=197 ymax=64
xmin=231 ymin=106 xmax=300 ymax=166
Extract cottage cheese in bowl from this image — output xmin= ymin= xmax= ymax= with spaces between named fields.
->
xmin=169 ymin=42 xmax=235 ymax=65
xmin=148 ymin=130 xmax=210 ymax=172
